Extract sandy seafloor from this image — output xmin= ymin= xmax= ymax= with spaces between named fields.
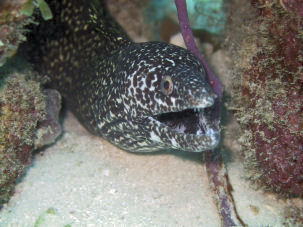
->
xmin=1 ymin=2 xmax=303 ymax=226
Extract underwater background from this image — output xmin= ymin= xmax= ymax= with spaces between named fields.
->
xmin=0 ymin=0 xmax=302 ymax=226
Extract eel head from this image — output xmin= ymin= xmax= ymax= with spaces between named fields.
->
xmin=104 ymin=42 xmax=220 ymax=152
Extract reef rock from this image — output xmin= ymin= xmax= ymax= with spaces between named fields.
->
xmin=227 ymin=0 xmax=303 ymax=197
xmin=0 ymin=73 xmax=46 ymax=206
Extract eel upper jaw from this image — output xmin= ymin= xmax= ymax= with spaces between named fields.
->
xmin=149 ymin=92 xmax=216 ymax=133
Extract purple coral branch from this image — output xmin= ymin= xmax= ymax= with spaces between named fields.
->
xmin=205 ymin=149 xmax=245 ymax=226
xmin=174 ymin=0 xmax=244 ymax=226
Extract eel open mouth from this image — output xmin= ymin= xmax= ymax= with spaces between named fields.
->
xmin=153 ymin=106 xmax=215 ymax=136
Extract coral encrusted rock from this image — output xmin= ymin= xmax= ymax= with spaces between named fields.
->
xmin=227 ymin=0 xmax=303 ymax=197
xmin=0 ymin=73 xmax=46 ymax=206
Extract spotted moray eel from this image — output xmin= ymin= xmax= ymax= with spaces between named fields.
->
xmin=25 ymin=0 xmax=220 ymax=152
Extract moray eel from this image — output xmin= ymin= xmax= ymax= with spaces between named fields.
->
xmin=25 ymin=0 xmax=220 ymax=152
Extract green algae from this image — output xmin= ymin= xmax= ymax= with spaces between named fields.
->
xmin=33 ymin=207 xmax=72 ymax=227
xmin=34 ymin=207 xmax=57 ymax=227
xmin=21 ymin=0 xmax=53 ymax=20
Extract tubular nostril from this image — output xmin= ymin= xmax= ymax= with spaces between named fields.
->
xmin=191 ymin=91 xmax=216 ymax=108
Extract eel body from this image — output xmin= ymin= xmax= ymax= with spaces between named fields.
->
xmin=26 ymin=0 xmax=220 ymax=152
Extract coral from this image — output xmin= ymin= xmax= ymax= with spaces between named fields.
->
xmin=283 ymin=206 xmax=303 ymax=226
xmin=0 ymin=73 xmax=46 ymax=206
xmin=0 ymin=0 xmax=32 ymax=66
xmin=227 ymin=0 xmax=303 ymax=197
xmin=0 ymin=0 xmax=52 ymax=66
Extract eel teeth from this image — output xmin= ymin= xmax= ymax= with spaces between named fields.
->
xmin=194 ymin=107 xmax=203 ymax=113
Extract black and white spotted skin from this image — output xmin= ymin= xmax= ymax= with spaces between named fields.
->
xmin=26 ymin=0 xmax=220 ymax=152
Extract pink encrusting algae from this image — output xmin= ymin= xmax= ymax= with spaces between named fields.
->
xmin=228 ymin=0 xmax=303 ymax=197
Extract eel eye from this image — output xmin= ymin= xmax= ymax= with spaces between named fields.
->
xmin=161 ymin=76 xmax=173 ymax=96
